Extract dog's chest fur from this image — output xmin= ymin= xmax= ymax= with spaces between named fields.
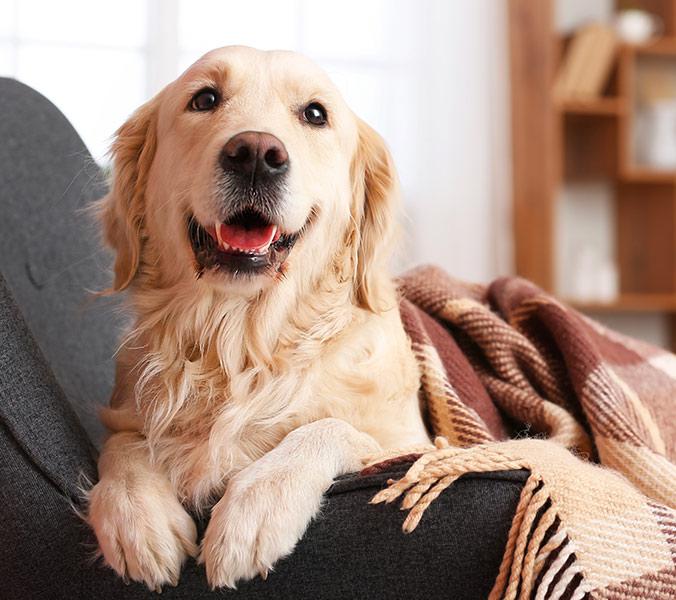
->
xmin=109 ymin=289 xmax=423 ymax=508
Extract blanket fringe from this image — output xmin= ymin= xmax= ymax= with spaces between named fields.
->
xmin=370 ymin=437 xmax=528 ymax=533
xmin=370 ymin=438 xmax=589 ymax=600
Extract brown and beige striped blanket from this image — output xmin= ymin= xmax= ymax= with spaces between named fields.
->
xmin=366 ymin=265 xmax=676 ymax=600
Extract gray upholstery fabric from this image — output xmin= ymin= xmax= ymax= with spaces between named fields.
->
xmin=0 ymin=273 xmax=97 ymax=498
xmin=0 ymin=416 xmax=527 ymax=600
xmin=0 ymin=77 xmax=120 ymax=446
xmin=0 ymin=76 xmax=529 ymax=599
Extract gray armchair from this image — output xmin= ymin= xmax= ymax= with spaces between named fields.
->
xmin=0 ymin=77 xmax=527 ymax=600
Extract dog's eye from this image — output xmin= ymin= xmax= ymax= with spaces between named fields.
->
xmin=302 ymin=102 xmax=328 ymax=127
xmin=190 ymin=88 xmax=219 ymax=112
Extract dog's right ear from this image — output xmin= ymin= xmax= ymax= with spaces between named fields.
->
xmin=99 ymin=96 xmax=159 ymax=292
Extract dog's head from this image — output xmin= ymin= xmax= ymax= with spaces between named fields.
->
xmin=102 ymin=46 xmax=398 ymax=311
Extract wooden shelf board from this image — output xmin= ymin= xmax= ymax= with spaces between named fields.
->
xmin=557 ymin=97 xmax=626 ymax=116
xmin=628 ymin=38 xmax=676 ymax=56
xmin=567 ymin=294 xmax=676 ymax=313
xmin=620 ymin=168 xmax=676 ymax=183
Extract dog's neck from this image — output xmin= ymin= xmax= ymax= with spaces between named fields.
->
xmin=113 ymin=253 xmax=397 ymax=504
xmin=130 ymin=266 xmax=358 ymax=372
xmin=120 ymin=263 xmax=375 ymax=496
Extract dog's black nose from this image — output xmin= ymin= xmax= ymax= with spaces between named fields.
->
xmin=221 ymin=131 xmax=289 ymax=179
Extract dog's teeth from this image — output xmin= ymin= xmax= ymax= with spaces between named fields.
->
xmin=215 ymin=222 xmax=224 ymax=248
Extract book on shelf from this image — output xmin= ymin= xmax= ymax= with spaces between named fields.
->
xmin=554 ymin=24 xmax=618 ymax=101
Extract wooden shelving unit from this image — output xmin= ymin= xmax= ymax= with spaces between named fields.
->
xmin=509 ymin=0 xmax=676 ymax=350
xmin=569 ymin=293 xmax=676 ymax=312
xmin=557 ymin=97 xmax=627 ymax=116
xmin=620 ymin=168 xmax=676 ymax=183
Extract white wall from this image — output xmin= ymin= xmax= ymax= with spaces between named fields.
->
xmin=556 ymin=0 xmax=613 ymax=33
xmin=401 ymin=1 xmax=513 ymax=281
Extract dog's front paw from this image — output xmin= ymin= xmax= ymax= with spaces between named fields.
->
xmin=199 ymin=463 xmax=325 ymax=589
xmin=199 ymin=419 xmax=379 ymax=589
xmin=87 ymin=477 xmax=198 ymax=591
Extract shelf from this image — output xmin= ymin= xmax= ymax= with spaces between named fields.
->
xmin=510 ymin=1 xmax=676 ymax=351
xmin=628 ymin=37 xmax=676 ymax=56
xmin=620 ymin=168 xmax=676 ymax=183
xmin=557 ymin=97 xmax=626 ymax=116
xmin=567 ymin=293 xmax=676 ymax=313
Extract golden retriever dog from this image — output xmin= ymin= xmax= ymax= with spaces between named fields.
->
xmin=86 ymin=45 xmax=429 ymax=591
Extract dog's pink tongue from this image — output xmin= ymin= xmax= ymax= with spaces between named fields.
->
xmin=217 ymin=222 xmax=277 ymax=250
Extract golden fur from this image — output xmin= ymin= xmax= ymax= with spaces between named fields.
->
xmin=87 ymin=46 xmax=428 ymax=590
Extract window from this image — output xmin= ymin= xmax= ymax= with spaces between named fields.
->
xmin=1 ymin=0 xmax=147 ymax=159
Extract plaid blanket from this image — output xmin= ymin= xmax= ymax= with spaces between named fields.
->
xmin=367 ymin=266 xmax=676 ymax=600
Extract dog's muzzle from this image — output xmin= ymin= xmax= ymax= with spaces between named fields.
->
xmin=188 ymin=131 xmax=310 ymax=277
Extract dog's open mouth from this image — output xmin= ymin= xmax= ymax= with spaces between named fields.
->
xmin=188 ymin=209 xmax=300 ymax=276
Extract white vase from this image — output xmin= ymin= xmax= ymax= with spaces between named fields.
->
xmin=641 ymin=100 xmax=676 ymax=169
xmin=614 ymin=10 xmax=662 ymax=44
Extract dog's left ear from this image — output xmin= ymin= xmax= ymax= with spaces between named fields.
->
xmin=350 ymin=118 xmax=399 ymax=312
